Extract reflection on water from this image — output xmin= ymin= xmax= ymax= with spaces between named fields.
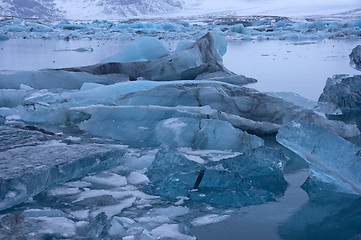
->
xmin=223 ymin=40 xmax=360 ymax=101
xmin=279 ymin=191 xmax=361 ymax=240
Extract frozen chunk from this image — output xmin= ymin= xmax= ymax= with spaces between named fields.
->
xmin=319 ymin=74 xmax=361 ymax=111
xmin=75 ymin=105 xmax=263 ymax=151
xmin=151 ymin=224 xmax=195 ymax=240
xmin=350 ymin=45 xmax=361 ymax=71
xmin=276 ymin=119 xmax=361 ymax=195
xmin=0 ymin=127 xmax=127 ymax=211
xmin=145 ymin=145 xmax=288 ymax=207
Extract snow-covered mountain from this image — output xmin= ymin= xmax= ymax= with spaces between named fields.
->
xmin=0 ymin=0 xmax=185 ymax=19
xmin=0 ymin=0 xmax=360 ymax=20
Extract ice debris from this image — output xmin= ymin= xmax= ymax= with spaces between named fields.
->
xmin=145 ymin=145 xmax=288 ymax=207
xmin=0 ymin=126 xmax=127 ymax=211
xmin=276 ymin=119 xmax=361 ymax=195
xmin=350 ymin=45 xmax=361 ymax=71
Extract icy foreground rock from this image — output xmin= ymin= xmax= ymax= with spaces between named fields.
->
xmin=319 ymin=74 xmax=361 ymax=111
xmin=0 ymin=126 xmax=126 ymax=211
xmin=145 ymin=145 xmax=288 ymax=207
xmin=276 ymin=119 xmax=361 ymax=195
xmin=58 ymin=32 xmax=253 ymax=85
xmin=75 ymin=105 xmax=264 ymax=151
xmin=350 ymin=45 xmax=361 ymax=71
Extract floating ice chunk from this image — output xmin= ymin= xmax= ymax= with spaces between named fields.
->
xmin=101 ymin=36 xmax=169 ymax=63
xmin=71 ymin=210 xmax=90 ymax=220
xmin=47 ymin=186 xmax=82 ymax=197
xmin=319 ymin=74 xmax=361 ymax=111
xmin=0 ymin=33 xmax=9 ymax=40
xmin=58 ymin=32 xmax=239 ymax=82
xmin=0 ymin=70 xmax=128 ymax=90
xmin=91 ymin=197 xmax=136 ymax=219
xmin=145 ymin=145 xmax=288 ymax=207
xmin=35 ymin=217 xmax=76 ymax=238
xmin=83 ymin=172 xmax=127 ymax=187
xmin=0 ymin=128 xmax=126 ymax=211
xmin=108 ymin=217 xmax=127 ymax=236
xmin=76 ymin=105 xmax=263 ymax=150
xmin=127 ymin=172 xmax=150 ymax=185
xmin=151 ymin=224 xmax=196 ymax=240
xmin=24 ymin=208 xmax=66 ymax=218
xmin=276 ymin=119 xmax=361 ymax=195
xmin=349 ymin=45 xmax=361 ymax=71
xmin=191 ymin=214 xmax=230 ymax=226
xmin=76 ymin=212 xmax=107 ymax=238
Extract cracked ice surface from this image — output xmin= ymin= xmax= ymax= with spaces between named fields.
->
xmin=0 ymin=126 xmax=127 ymax=211
xmin=276 ymin=119 xmax=361 ymax=195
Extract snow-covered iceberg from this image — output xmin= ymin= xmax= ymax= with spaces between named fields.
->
xmin=350 ymin=45 xmax=361 ymax=71
xmin=276 ymin=119 xmax=361 ymax=195
xmin=145 ymin=145 xmax=288 ymax=207
xmin=0 ymin=126 xmax=127 ymax=211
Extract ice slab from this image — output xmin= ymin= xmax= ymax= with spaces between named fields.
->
xmin=319 ymin=74 xmax=361 ymax=111
xmin=75 ymin=105 xmax=263 ymax=151
xmin=145 ymin=145 xmax=288 ymax=207
xmin=0 ymin=70 xmax=128 ymax=90
xmin=115 ymin=82 xmax=360 ymax=138
xmin=350 ymin=45 xmax=361 ymax=71
xmin=276 ymin=119 xmax=361 ymax=195
xmin=57 ymin=32 xmax=247 ymax=84
xmin=0 ymin=126 xmax=127 ymax=211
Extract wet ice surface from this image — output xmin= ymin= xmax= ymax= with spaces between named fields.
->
xmin=0 ymin=20 xmax=361 ymax=239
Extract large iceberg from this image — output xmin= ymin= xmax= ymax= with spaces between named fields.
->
xmin=145 ymin=145 xmax=288 ymax=207
xmin=276 ymin=119 xmax=361 ymax=195
xmin=0 ymin=125 xmax=127 ymax=211
xmin=350 ymin=45 xmax=361 ymax=71
xmin=57 ymin=32 xmax=254 ymax=85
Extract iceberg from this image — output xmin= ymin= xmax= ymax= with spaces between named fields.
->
xmin=75 ymin=105 xmax=263 ymax=151
xmin=56 ymin=32 xmax=250 ymax=85
xmin=145 ymin=145 xmax=288 ymax=207
xmin=319 ymin=74 xmax=361 ymax=111
xmin=276 ymin=119 xmax=361 ymax=195
xmin=350 ymin=45 xmax=361 ymax=71
xmin=0 ymin=126 xmax=127 ymax=211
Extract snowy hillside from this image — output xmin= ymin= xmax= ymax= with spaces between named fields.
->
xmin=0 ymin=0 xmax=185 ymax=19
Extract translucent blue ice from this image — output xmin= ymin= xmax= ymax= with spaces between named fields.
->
xmin=276 ymin=119 xmax=361 ymax=195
